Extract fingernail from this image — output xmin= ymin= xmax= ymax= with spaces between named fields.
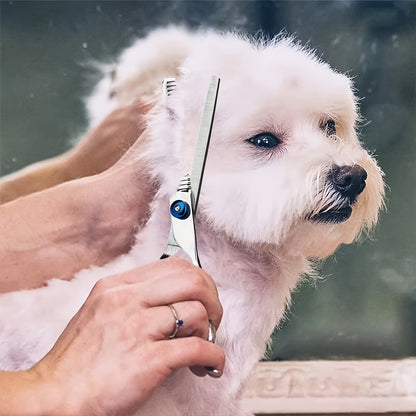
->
xmin=205 ymin=367 xmax=222 ymax=378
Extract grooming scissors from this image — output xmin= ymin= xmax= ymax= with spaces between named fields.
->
xmin=160 ymin=76 xmax=221 ymax=376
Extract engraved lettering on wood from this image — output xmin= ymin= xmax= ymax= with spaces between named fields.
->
xmin=243 ymin=360 xmax=416 ymax=399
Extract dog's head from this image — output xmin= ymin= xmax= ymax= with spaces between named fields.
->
xmin=147 ymin=32 xmax=384 ymax=259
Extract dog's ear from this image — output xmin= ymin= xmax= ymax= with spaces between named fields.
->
xmin=161 ymin=77 xmax=177 ymax=120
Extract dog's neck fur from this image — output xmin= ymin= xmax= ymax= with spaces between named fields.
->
xmin=132 ymin=187 xmax=311 ymax=411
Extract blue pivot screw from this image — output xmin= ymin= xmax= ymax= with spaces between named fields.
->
xmin=170 ymin=200 xmax=191 ymax=219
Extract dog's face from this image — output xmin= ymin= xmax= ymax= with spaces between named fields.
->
xmin=148 ymin=33 xmax=384 ymax=259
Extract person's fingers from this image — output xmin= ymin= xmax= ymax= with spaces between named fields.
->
xmin=189 ymin=364 xmax=215 ymax=378
xmin=154 ymin=337 xmax=225 ymax=377
xmin=103 ymin=258 xmax=223 ymax=330
xmin=140 ymin=259 xmax=222 ymax=330
xmin=144 ymin=301 xmax=210 ymax=341
xmin=105 ymin=258 xmax=196 ymax=286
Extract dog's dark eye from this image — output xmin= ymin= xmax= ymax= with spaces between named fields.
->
xmin=320 ymin=119 xmax=337 ymax=136
xmin=247 ymin=133 xmax=281 ymax=148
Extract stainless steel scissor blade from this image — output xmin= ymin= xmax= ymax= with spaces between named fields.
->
xmin=160 ymin=76 xmax=221 ymax=366
xmin=190 ymin=76 xmax=220 ymax=212
xmin=161 ymin=76 xmax=220 ymax=266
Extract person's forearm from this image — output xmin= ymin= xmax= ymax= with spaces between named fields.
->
xmin=0 ymin=153 xmax=74 ymax=204
xmin=0 ymin=164 xmax=153 ymax=293
xmin=0 ymin=100 xmax=152 ymax=205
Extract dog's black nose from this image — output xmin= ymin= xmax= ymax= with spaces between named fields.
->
xmin=330 ymin=165 xmax=367 ymax=200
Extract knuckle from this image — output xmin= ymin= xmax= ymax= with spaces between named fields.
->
xmin=187 ymin=336 xmax=205 ymax=355
xmin=191 ymin=301 xmax=209 ymax=322
xmin=215 ymin=302 xmax=224 ymax=323
xmin=90 ymin=277 xmax=122 ymax=311
xmin=181 ymin=274 xmax=202 ymax=298
xmin=91 ymin=278 xmax=111 ymax=298
xmin=167 ymin=256 xmax=193 ymax=270
xmin=188 ymin=269 xmax=209 ymax=293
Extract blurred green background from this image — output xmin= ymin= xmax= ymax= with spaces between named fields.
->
xmin=1 ymin=0 xmax=415 ymax=360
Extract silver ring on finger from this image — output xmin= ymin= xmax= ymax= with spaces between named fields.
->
xmin=168 ymin=304 xmax=184 ymax=339
xmin=208 ymin=320 xmax=216 ymax=343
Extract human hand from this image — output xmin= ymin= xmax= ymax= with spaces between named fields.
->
xmin=28 ymin=258 xmax=224 ymax=415
xmin=0 ymin=100 xmax=157 ymax=291
xmin=66 ymin=99 xmax=153 ymax=179
xmin=0 ymin=99 xmax=152 ymax=204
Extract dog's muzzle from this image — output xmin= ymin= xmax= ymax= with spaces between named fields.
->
xmin=311 ymin=164 xmax=367 ymax=223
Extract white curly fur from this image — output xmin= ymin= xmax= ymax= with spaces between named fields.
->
xmin=0 ymin=28 xmax=384 ymax=415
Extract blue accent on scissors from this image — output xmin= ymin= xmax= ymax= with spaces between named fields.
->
xmin=170 ymin=200 xmax=191 ymax=220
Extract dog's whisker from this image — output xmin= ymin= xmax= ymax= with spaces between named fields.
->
xmin=309 ymin=181 xmax=351 ymax=217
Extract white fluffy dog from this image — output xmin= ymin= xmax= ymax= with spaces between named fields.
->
xmin=0 ymin=28 xmax=384 ymax=415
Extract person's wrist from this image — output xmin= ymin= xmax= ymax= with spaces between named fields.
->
xmin=0 ymin=367 xmax=67 ymax=416
xmin=26 ymin=367 xmax=61 ymax=416
xmin=25 ymin=363 xmax=83 ymax=416
xmin=81 ymin=160 xmax=154 ymax=263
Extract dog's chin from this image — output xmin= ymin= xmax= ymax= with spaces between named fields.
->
xmin=310 ymin=205 xmax=352 ymax=224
